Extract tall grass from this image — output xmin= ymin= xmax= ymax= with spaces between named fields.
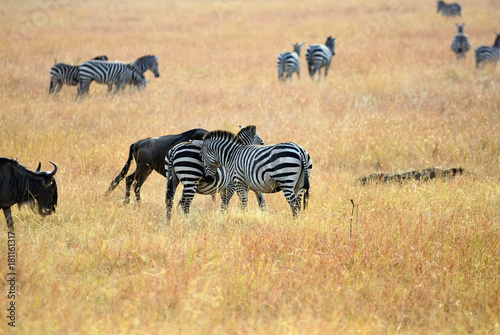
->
xmin=0 ymin=0 xmax=499 ymax=333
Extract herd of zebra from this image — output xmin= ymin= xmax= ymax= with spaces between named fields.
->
xmin=103 ymin=125 xmax=312 ymax=222
xmin=276 ymin=2 xmax=499 ymax=80
xmin=49 ymin=54 xmax=160 ymax=98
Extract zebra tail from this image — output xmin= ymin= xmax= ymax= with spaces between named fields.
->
xmin=104 ymin=144 xmax=134 ymax=196
xmin=49 ymin=80 xmax=55 ymax=94
xmin=301 ymin=153 xmax=310 ymax=210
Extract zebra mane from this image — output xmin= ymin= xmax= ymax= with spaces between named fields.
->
xmin=135 ymin=55 xmax=157 ymax=63
xmin=202 ymin=130 xmax=244 ymax=144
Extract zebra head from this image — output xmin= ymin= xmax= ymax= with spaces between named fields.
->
xmin=456 ymin=23 xmax=465 ymax=34
xmin=292 ymin=43 xmax=305 ymax=57
xmin=237 ymin=125 xmax=264 ymax=145
xmin=325 ymin=36 xmax=337 ymax=55
xmin=437 ymin=1 xmax=445 ymax=12
xmin=132 ymin=55 xmax=160 ymax=78
xmin=192 ymin=130 xmax=241 ymax=178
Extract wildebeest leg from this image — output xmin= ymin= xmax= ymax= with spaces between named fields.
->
xmin=3 ymin=207 xmax=14 ymax=232
xmin=133 ymin=165 xmax=152 ymax=203
xmin=165 ymin=174 xmax=179 ymax=223
xmin=124 ymin=173 xmax=135 ymax=204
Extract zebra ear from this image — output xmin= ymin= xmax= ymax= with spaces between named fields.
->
xmin=333 ymin=36 xmax=338 ymax=40
xmin=239 ymin=124 xmax=243 ymax=130
xmin=155 ymin=56 xmax=160 ymax=60
xmin=250 ymin=125 xmax=257 ymax=134
xmin=300 ymin=42 xmax=305 ymax=47
xmin=191 ymin=140 xmax=204 ymax=148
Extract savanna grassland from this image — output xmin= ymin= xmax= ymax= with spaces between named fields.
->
xmin=0 ymin=0 xmax=499 ymax=333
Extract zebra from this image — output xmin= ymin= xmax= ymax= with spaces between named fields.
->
xmin=165 ymin=125 xmax=265 ymax=222
xmin=108 ymin=55 xmax=160 ymax=91
xmin=76 ymin=60 xmax=148 ymax=98
xmin=451 ymin=23 xmax=471 ymax=61
xmin=277 ymin=42 xmax=304 ymax=81
xmin=49 ymin=55 xmax=108 ymax=94
xmin=474 ymin=33 xmax=500 ymax=69
xmin=192 ymin=130 xmax=312 ymax=217
xmin=437 ymin=1 xmax=462 ymax=17
xmin=305 ymin=36 xmax=337 ymax=81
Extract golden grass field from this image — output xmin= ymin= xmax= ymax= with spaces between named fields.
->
xmin=1 ymin=0 xmax=499 ymax=333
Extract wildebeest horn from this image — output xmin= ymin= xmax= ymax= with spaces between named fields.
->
xmin=36 ymin=162 xmax=41 ymax=173
xmin=47 ymin=161 xmax=58 ymax=177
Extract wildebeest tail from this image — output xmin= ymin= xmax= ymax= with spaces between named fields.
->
xmin=104 ymin=144 xmax=134 ymax=196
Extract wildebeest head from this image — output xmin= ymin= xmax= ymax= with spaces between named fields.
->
xmin=32 ymin=161 xmax=58 ymax=216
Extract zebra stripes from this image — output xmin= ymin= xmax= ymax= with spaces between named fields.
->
xmin=451 ymin=23 xmax=471 ymax=61
xmin=49 ymin=55 xmax=108 ymax=94
xmin=475 ymin=33 xmax=500 ymax=69
xmin=437 ymin=1 xmax=462 ymax=17
xmin=277 ymin=43 xmax=304 ymax=81
xmin=165 ymin=125 xmax=265 ymax=222
xmin=76 ymin=60 xmax=147 ymax=97
xmin=108 ymin=55 xmax=160 ymax=91
xmin=192 ymin=130 xmax=312 ymax=217
xmin=305 ymin=36 xmax=337 ymax=81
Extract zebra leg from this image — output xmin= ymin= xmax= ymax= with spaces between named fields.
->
xmin=324 ymin=64 xmax=330 ymax=79
xmin=107 ymin=83 xmax=113 ymax=93
xmin=179 ymin=186 xmax=197 ymax=216
xmin=255 ymin=192 xmax=266 ymax=211
xmin=54 ymin=82 xmax=63 ymax=94
xmin=235 ymin=184 xmax=249 ymax=210
xmin=220 ymin=185 xmax=235 ymax=212
xmin=285 ymin=191 xmax=300 ymax=217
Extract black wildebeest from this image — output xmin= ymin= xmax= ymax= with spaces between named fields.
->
xmin=105 ymin=128 xmax=208 ymax=203
xmin=0 ymin=158 xmax=58 ymax=231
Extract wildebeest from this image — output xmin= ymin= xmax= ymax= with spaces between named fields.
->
xmin=104 ymin=128 xmax=208 ymax=203
xmin=0 ymin=158 xmax=58 ymax=231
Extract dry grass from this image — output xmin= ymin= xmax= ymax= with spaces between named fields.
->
xmin=0 ymin=0 xmax=499 ymax=333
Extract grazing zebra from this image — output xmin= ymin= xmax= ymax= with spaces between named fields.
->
xmin=108 ymin=55 xmax=160 ymax=91
xmin=305 ymin=36 xmax=337 ymax=81
xmin=76 ymin=60 xmax=147 ymax=98
xmin=49 ymin=55 xmax=108 ymax=94
xmin=192 ymin=130 xmax=312 ymax=217
xmin=451 ymin=23 xmax=471 ymax=61
xmin=165 ymin=125 xmax=265 ymax=222
xmin=474 ymin=33 xmax=500 ymax=69
xmin=437 ymin=1 xmax=462 ymax=17
xmin=277 ymin=42 xmax=304 ymax=81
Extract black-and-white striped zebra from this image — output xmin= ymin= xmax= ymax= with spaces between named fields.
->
xmin=76 ymin=60 xmax=147 ymax=98
xmin=451 ymin=23 xmax=471 ymax=61
xmin=277 ymin=43 xmax=304 ymax=81
xmin=192 ymin=131 xmax=312 ymax=217
xmin=305 ymin=36 xmax=337 ymax=81
xmin=108 ymin=55 xmax=160 ymax=91
xmin=165 ymin=125 xmax=265 ymax=222
xmin=49 ymin=55 xmax=108 ymax=94
xmin=437 ymin=1 xmax=462 ymax=17
xmin=474 ymin=33 xmax=500 ymax=69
